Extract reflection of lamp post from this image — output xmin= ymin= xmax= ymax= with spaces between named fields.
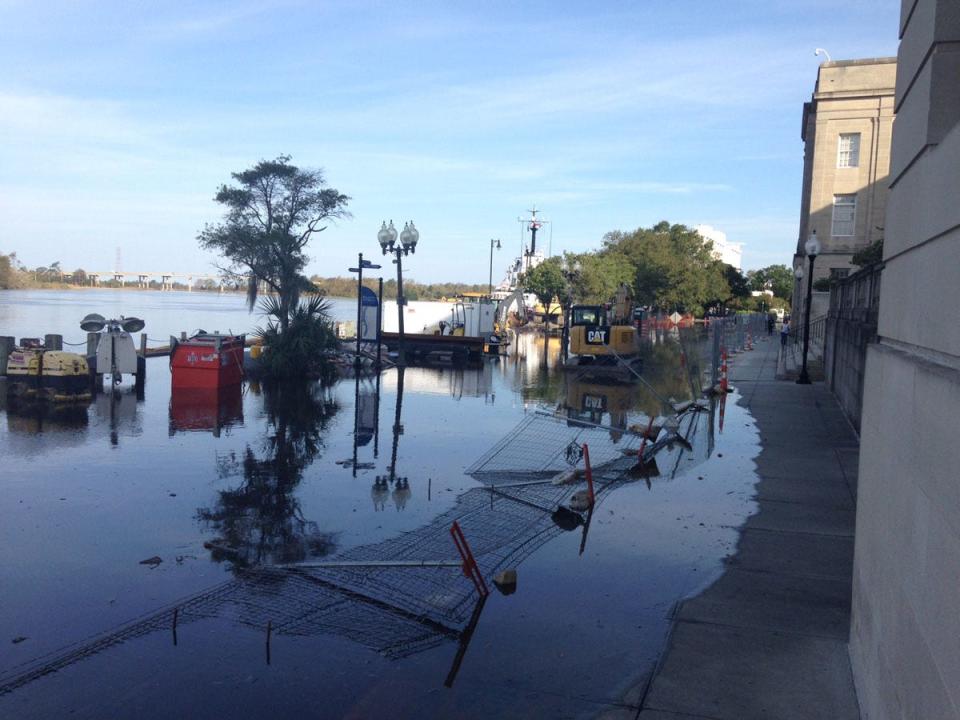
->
xmin=378 ymin=220 xmax=419 ymax=365
xmin=797 ymin=231 xmax=820 ymax=385
xmin=488 ymin=238 xmax=501 ymax=296
xmin=374 ymin=366 xmax=408 ymax=508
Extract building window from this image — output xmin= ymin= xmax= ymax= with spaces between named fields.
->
xmin=837 ymin=133 xmax=861 ymax=168
xmin=830 ymin=268 xmax=850 ymax=280
xmin=832 ymin=194 xmax=857 ymax=236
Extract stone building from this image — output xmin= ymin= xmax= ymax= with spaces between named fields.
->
xmin=792 ymin=57 xmax=896 ymax=314
xmin=850 ymin=2 xmax=960 ymax=718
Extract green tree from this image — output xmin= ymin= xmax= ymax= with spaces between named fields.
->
xmin=522 ymin=257 xmax=566 ymax=327
xmin=0 ymin=253 xmax=13 ymax=289
xmin=852 ymin=239 xmax=883 ymax=267
xmin=604 ymin=222 xmax=729 ymax=315
xmin=724 ymin=265 xmax=751 ymax=300
xmin=255 ymin=294 xmax=339 ymax=380
xmin=198 ymin=155 xmax=350 ymax=332
xmin=569 ymin=251 xmax=634 ymax=304
xmin=747 ymin=264 xmax=794 ymax=300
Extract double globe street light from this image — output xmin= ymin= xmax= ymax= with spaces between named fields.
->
xmin=378 ymin=220 xmax=419 ymax=364
xmin=797 ymin=230 xmax=821 ymax=385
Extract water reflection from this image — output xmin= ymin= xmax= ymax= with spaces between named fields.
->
xmin=0 ymin=391 xmax=89 ymax=448
xmin=0 ymin=323 xmax=755 ymax=713
xmin=375 ymin=366 xmax=411 ymax=511
xmin=168 ymin=385 xmax=244 ymax=437
xmin=0 ymin=385 xmax=728 ymax=697
xmin=93 ymin=389 xmax=143 ymax=446
xmin=197 ymin=381 xmax=339 ymax=569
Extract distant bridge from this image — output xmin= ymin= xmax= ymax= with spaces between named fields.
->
xmin=81 ymin=271 xmax=229 ymax=291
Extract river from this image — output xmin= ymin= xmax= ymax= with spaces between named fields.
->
xmin=0 ymin=289 xmax=759 ymax=719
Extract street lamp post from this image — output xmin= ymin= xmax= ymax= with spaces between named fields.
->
xmin=378 ymin=220 xmax=419 ymax=365
xmin=488 ymin=238 xmax=501 ymax=296
xmin=348 ymin=253 xmax=381 ymax=365
xmin=797 ymin=231 xmax=821 ymax=385
xmin=794 ymin=266 xmax=804 ymax=320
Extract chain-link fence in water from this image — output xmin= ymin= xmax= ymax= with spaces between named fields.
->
xmin=703 ymin=314 xmax=767 ymax=390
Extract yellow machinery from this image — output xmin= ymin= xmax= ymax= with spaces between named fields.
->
xmin=6 ymin=344 xmax=91 ymax=401
xmin=567 ymin=283 xmax=640 ymax=364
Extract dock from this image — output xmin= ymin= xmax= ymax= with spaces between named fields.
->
xmin=380 ymin=331 xmax=485 ymax=366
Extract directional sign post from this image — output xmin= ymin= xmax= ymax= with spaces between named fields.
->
xmin=349 ymin=254 xmax=381 ymax=363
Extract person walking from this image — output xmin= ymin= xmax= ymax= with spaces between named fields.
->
xmin=780 ymin=319 xmax=790 ymax=347
xmin=767 ymin=314 xmax=775 ymax=335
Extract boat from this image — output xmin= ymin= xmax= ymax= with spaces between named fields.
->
xmin=169 ymin=333 xmax=246 ymax=389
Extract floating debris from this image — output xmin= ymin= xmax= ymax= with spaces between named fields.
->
xmin=493 ymin=569 xmax=517 ymax=596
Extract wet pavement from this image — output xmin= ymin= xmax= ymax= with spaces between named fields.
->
xmin=1 ymin=291 xmax=766 ymax=719
xmin=636 ymin=335 xmax=861 ymax=720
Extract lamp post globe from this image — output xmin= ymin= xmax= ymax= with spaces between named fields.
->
xmin=379 ymin=220 xmax=397 ymax=254
xmin=399 ymin=222 xmax=413 ymax=252
xmin=406 ymin=222 xmax=419 ymax=254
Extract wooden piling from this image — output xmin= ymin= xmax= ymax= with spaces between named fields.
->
xmin=0 ymin=336 xmax=13 ymax=376
xmin=86 ymin=332 xmax=101 ymax=394
xmin=140 ymin=333 xmax=147 ymax=357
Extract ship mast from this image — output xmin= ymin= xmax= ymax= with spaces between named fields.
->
xmin=517 ymin=206 xmax=550 ymax=273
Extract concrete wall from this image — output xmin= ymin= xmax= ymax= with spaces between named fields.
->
xmin=850 ymin=2 xmax=960 ymax=718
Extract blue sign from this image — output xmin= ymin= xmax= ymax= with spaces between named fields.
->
xmin=360 ymin=286 xmax=380 ymax=341
xmin=360 ymin=286 xmax=379 ymax=306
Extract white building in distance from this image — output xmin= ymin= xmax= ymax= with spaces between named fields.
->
xmin=694 ymin=224 xmax=743 ymax=270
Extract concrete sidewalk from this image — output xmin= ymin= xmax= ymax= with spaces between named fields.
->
xmin=637 ymin=334 xmax=861 ymax=720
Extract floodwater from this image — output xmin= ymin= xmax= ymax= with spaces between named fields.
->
xmin=0 ymin=290 xmax=759 ymax=719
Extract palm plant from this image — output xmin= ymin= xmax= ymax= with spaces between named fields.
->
xmin=255 ymin=293 xmax=338 ymax=379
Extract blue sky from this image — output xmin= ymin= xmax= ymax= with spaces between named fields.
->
xmin=0 ymin=0 xmax=900 ymax=283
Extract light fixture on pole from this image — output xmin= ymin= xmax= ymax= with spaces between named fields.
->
xmin=797 ymin=231 xmax=820 ymax=385
xmin=488 ymin=239 xmax=501 ymax=296
xmin=378 ymin=220 xmax=419 ymax=365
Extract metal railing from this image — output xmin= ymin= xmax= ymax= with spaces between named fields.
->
xmin=824 ymin=262 xmax=883 ymax=430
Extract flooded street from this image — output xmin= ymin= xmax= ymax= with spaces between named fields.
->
xmin=1 ymin=290 xmax=760 ymax=719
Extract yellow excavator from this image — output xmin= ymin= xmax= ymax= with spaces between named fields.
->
xmin=566 ymin=283 xmax=640 ymax=367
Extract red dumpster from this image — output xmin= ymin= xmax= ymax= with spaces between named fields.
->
xmin=170 ymin=333 xmax=245 ymax=389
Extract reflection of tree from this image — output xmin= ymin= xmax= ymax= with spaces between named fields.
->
xmin=197 ymin=381 xmax=339 ymax=571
